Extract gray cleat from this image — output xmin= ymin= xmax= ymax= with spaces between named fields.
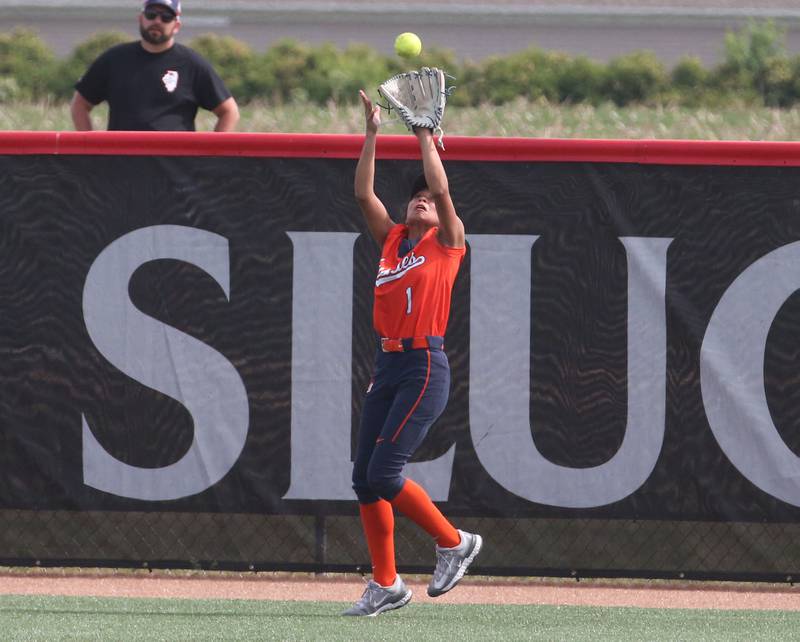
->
xmin=427 ymin=529 xmax=483 ymax=597
xmin=342 ymin=575 xmax=413 ymax=616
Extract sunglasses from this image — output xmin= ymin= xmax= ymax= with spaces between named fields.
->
xmin=142 ymin=9 xmax=176 ymax=22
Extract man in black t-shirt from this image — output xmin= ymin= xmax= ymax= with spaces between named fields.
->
xmin=70 ymin=0 xmax=239 ymax=131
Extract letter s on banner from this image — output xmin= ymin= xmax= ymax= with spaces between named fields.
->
xmin=468 ymin=235 xmax=671 ymax=508
xmin=81 ymin=225 xmax=249 ymax=501
xmin=701 ymin=241 xmax=800 ymax=507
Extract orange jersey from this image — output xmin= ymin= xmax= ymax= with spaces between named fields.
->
xmin=373 ymin=225 xmax=466 ymax=338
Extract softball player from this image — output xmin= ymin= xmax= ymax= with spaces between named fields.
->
xmin=343 ymin=90 xmax=482 ymax=617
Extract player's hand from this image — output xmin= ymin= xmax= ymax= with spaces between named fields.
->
xmin=360 ymin=90 xmax=380 ymax=134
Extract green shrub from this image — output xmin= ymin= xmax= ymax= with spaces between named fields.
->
xmin=473 ymin=54 xmax=520 ymax=104
xmin=556 ymin=55 xmax=606 ymax=104
xmin=672 ymin=56 xmax=707 ymax=91
xmin=760 ymin=55 xmax=795 ymax=106
xmin=332 ymin=42 xmax=395 ymax=103
xmin=0 ymin=76 xmax=22 ymax=102
xmin=386 ymin=46 xmax=461 ymax=77
xmin=188 ymin=33 xmax=256 ymax=102
xmin=518 ymin=49 xmax=564 ymax=102
xmin=50 ymin=31 xmax=130 ymax=100
xmin=4 ymin=20 xmax=800 ymax=109
xmin=0 ymin=28 xmax=56 ymax=101
xmin=780 ymin=55 xmax=800 ymax=107
xmin=303 ymin=42 xmax=357 ymax=103
xmin=670 ymin=56 xmax=709 ymax=106
xmin=711 ymin=19 xmax=787 ymax=104
xmin=603 ymin=50 xmax=668 ymax=105
xmin=724 ymin=19 xmax=785 ymax=76
xmin=242 ymin=39 xmax=394 ymax=105
xmin=474 ymin=48 xmax=562 ymax=105
xmin=245 ymin=39 xmax=313 ymax=103
xmin=446 ymin=60 xmax=481 ymax=107
xmin=68 ymin=30 xmax=130 ymax=71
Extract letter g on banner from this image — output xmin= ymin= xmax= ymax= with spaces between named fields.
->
xmin=701 ymin=241 xmax=800 ymax=507
xmin=81 ymin=225 xmax=249 ymax=501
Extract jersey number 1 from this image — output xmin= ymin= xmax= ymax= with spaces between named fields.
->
xmin=405 ymin=287 xmax=412 ymax=315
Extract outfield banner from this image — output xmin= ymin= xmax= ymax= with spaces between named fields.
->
xmin=2 ymin=132 xmax=800 ymax=577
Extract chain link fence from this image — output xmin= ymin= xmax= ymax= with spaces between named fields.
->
xmin=1 ymin=510 xmax=798 ymax=582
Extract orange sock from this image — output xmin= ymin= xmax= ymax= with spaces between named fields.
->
xmin=359 ymin=500 xmax=396 ymax=587
xmin=390 ymin=478 xmax=460 ymax=548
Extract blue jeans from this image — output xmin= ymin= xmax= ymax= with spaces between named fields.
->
xmin=352 ymin=347 xmax=451 ymax=504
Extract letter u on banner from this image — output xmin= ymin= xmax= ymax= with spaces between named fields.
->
xmin=468 ymin=234 xmax=672 ymax=508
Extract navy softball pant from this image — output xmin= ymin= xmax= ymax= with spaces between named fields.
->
xmin=352 ymin=345 xmax=451 ymax=504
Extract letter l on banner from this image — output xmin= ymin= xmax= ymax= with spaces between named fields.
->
xmin=283 ymin=232 xmax=455 ymax=502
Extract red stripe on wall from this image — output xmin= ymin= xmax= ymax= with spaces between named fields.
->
xmin=3 ymin=131 xmax=800 ymax=166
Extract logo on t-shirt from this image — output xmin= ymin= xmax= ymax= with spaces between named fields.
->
xmin=161 ymin=70 xmax=179 ymax=93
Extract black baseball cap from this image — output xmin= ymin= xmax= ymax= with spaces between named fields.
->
xmin=143 ymin=0 xmax=181 ymax=15
xmin=409 ymin=174 xmax=428 ymax=199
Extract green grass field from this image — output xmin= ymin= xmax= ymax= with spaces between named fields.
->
xmin=0 ymin=595 xmax=798 ymax=641
xmin=5 ymin=98 xmax=800 ymax=140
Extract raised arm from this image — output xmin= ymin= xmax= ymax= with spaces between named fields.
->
xmin=355 ymin=90 xmax=394 ymax=247
xmin=416 ymin=128 xmax=465 ymax=248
